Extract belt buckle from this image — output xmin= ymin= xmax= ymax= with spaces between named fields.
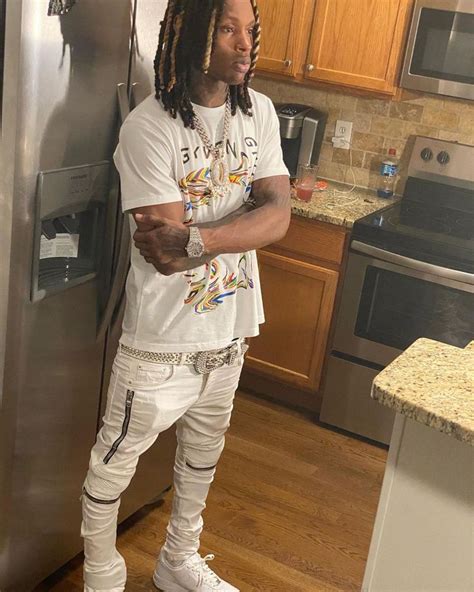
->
xmin=194 ymin=343 xmax=239 ymax=375
xmin=226 ymin=342 xmax=239 ymax=366
xmin=194 ymin=351 xmax=225 ymax=375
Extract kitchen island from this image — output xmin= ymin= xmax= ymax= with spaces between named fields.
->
xmin=362 ymin=338 xmax=474 ymax=591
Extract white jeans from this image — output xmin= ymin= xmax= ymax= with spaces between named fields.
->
xmin=81 ymin=341 xmax=245 ymax=591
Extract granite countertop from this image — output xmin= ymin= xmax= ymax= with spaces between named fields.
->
xmin=372 ymin=338 xmax=474 ymax=445
xmin=290 ymin=180 xmax=400 ymax=228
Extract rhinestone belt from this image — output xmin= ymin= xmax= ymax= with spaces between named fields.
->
xmin=120 ymin=341 xmax=248 ymax=375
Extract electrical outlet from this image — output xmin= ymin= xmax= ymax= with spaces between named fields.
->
xmin=332 ymin=120 xmax=353 ymax=150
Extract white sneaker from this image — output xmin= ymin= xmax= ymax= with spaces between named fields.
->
xmin=153 ymin=551 xmax=239 ymax=592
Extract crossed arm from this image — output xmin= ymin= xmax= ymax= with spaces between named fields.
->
xmin=132 ymin=174 xmax=291 ymax=275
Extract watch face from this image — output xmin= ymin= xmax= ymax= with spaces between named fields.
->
xmin=186 ymin=227 xmax=204 ymax=257
xmin=187 ymin=241 xmax=203 ymax=257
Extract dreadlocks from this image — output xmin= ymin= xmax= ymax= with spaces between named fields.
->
xmin=154 ymin=0 xmax=261 ymax=128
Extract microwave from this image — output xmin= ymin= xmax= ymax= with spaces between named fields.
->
xmin=401 ymin=0 xmax=474 ymax=101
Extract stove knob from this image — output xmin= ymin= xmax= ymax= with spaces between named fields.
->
xmin=421 ymin=148 xmax=433 ymax=161
xmin=437 ymin=151 xmax=450 ymax=165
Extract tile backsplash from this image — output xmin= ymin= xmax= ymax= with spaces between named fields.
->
xmin=251 ymin=77 xmax=474 ymax=195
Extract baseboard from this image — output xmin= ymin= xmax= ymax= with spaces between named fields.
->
xmin=239 ymin=368 xmax=323 ymax=415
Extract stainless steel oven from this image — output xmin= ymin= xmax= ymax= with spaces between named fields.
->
xmin=401 ymin=0 xmax=474 ymax=101
xmin=320 ymin=137 xmax=474 ymax=445
xmin=338 ymin=243 xmax=473 ymax=365
xmin=320 ymin=244 xmax=474 ymax=444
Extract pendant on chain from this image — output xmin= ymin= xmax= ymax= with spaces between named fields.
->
xmin=210 ymin=156 xmax=230 ymax=198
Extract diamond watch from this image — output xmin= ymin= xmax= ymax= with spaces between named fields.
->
xmin=185 ymin=226 xmax=205 ymax=258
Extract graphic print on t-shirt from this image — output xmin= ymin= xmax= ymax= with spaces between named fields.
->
xmin=179 ymin=136 xmax=258 ymax=221
xmin=179 ymin=153 xmax=250 ymax=211
xmin=184 ymin=253 xmax=255 ymax=314
xmin=178 ymin=135 xmax=259 ymax=315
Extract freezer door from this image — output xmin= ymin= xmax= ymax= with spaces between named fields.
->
xmin=0 ymin=1 xmax=133 ymax=589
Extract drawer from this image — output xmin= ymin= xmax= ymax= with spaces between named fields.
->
xmin=266 ymin=215 xmax=347 ymax=265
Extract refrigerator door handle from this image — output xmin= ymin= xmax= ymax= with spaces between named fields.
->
xmin=117 ymin=82 xmax=131 ymax=122
xmin=96 ymin=84 xmax=131 ymax=341
xmin=131 ymin=82 xmax=144 ymax=108
xmin=96 ymin=210 xmax=130 ymax=341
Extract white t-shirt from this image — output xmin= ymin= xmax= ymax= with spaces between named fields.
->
xmin=113 ymin=88 xmax=288 ymax=353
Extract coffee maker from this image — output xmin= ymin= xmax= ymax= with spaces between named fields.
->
xmin=276 ymin=104 xmax=327 ymax=178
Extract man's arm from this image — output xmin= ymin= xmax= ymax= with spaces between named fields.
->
xmin=131 ymin=200 xmax=258 ymax=274
xmin=197 ymin=201 xmax=256 ymax=228
xmin=133 ymin=174 xmax=291 ymax=267
xmin=132 ymin=200 xmax=255 ymax=231
xmin=198 ymin=175 xmax=290 ymax=256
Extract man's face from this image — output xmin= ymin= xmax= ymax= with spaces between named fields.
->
xmin=206 ymin=0 xmax=256 ymax=86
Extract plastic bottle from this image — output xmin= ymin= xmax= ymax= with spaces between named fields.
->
xmin=377 ymin=148 xmax=399 ymax=198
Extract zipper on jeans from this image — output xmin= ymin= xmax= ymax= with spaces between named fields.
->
xmin=103 ymin=390 xmax=135 ymax=464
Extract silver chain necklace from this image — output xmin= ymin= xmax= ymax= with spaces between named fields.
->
xmin=192 ymin=97 xmax=232 ymax=199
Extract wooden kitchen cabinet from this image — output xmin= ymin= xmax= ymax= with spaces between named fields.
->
xmin=257 ymin=0 xmax=414 ymax=96
xmin=256 ymin=0 xmax=315 ymax=78
xmin=305 ymin=0 xmax=413 ymax=94
xmin=245 ymin=216 xmax=347 ymax=394
xmin=247 ymin=251 xmax=338 ymax=391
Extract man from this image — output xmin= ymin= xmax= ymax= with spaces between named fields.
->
xmin=81 ymin=0 xmax=290 ymax=590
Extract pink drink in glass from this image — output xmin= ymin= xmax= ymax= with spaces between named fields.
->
xmin=296 ymin=184 xmax=314 ymax=202
xmin=295 ymin=164 xmax=318 ymax=203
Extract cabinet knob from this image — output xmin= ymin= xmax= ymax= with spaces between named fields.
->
xmin=306 ymin=64 xmax=315 ymax=72
xmin=284 ymin=59 xmax=292 ymax=68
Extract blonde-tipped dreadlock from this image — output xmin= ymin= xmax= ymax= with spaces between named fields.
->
xmin=167 ymin=12 xmax=184 ymax=91
xmin=154 ymin=0 xmax=262 ymax=128
xmin=202 ymin=8 xmax=217 ymax=74
xmin=248 ymin=0 xmax=261 ymax=79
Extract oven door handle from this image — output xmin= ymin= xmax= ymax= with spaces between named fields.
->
xmin=351 ymin=240 xmax=474 ymax=286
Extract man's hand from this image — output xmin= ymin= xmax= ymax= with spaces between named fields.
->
xmin=133 ymin=214 xmax=190 ymax=275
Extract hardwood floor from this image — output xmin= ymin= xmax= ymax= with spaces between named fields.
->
xmin=35 ymin=391 xmax=387 ymax=592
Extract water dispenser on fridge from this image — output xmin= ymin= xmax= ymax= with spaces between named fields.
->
xmin=31 ymin=162 xmax=111 ymax=302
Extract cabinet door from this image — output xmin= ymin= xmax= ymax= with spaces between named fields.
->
xmin=246 ymin=251 xmax=339 ymax=391
xmin=305 ymin=0 xmax=413 ymax=93
xmin=256 ymin=0 xmax=315 ymax=78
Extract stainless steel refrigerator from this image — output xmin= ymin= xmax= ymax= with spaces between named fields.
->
xmin=0 ymin=1 xmax=175 ymax=590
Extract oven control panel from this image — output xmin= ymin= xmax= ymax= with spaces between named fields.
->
xmin=409 ymin=136 xmax=474 ymax=185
